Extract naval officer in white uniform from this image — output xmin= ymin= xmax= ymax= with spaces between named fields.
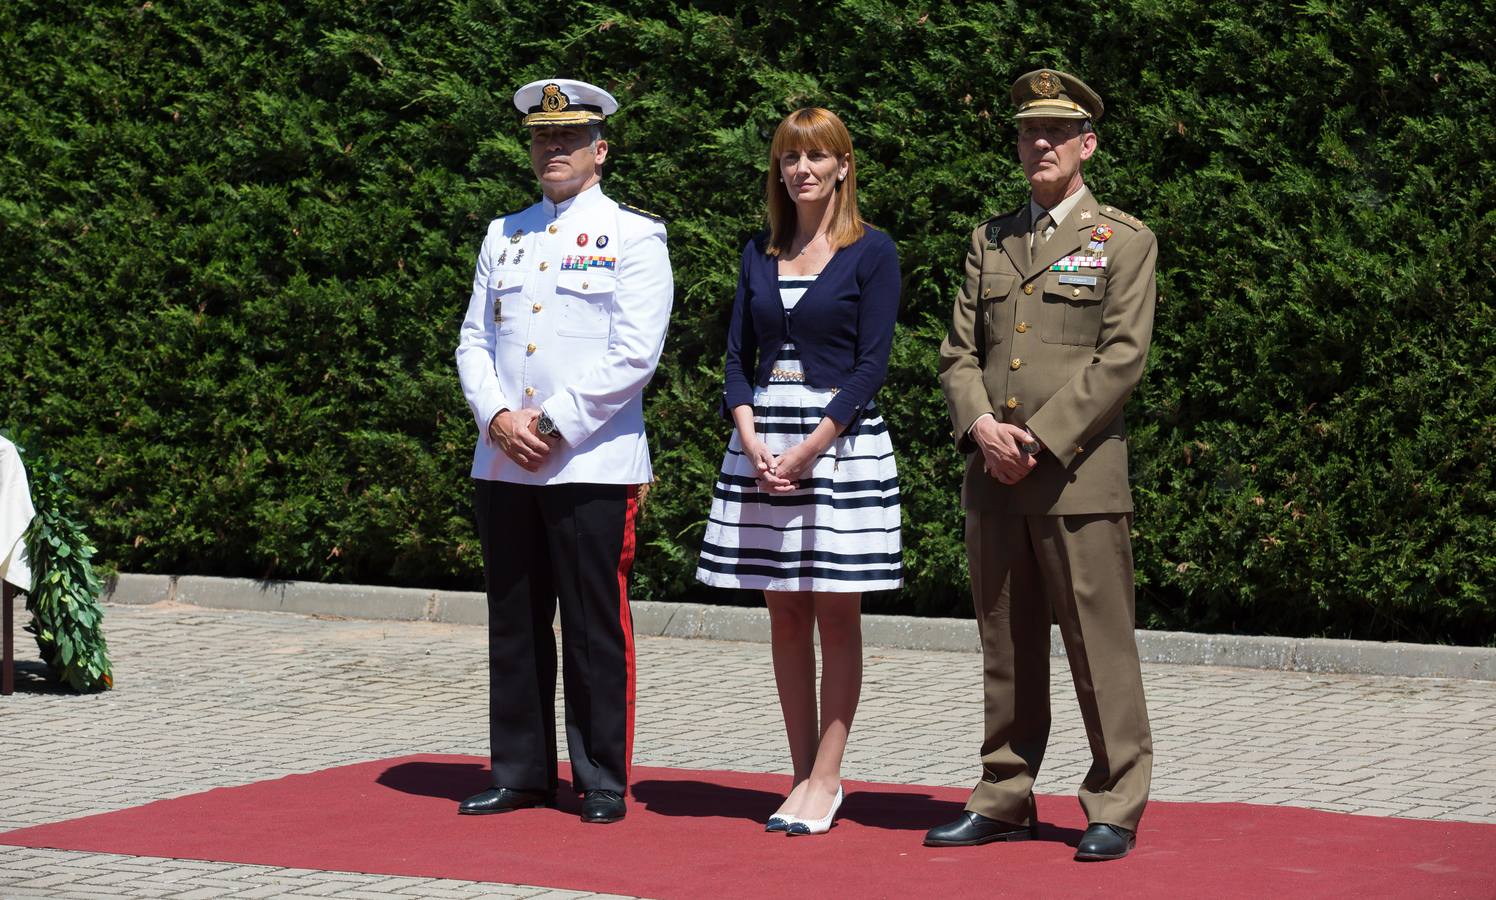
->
xmin=455 ymin=78 xmax=673 ymax=824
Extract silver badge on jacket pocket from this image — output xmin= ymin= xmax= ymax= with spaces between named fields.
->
xmin=1057 ymin=274 xmax=1098 ymax=286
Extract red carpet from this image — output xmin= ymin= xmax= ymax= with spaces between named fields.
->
xmin=2 ymin=755 xmax=1491 ymax=898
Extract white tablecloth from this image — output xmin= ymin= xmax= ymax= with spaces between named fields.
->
xmin=0 ymin=436 xmax=34 ymax=593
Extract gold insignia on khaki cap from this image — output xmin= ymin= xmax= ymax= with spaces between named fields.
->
xmin=1032 ymin=71 xmax=1061 ymax=98
xmin=513 ymin=78 xmax=618 ymax=127
xmin=1011 ymin=68 xmax=1104 ymax=122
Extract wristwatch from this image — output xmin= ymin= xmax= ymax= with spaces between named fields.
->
xmin=536 ymin=410 xmax=561 ymax=439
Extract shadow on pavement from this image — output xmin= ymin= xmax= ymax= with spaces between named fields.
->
xmin=2 ymin=659 xmax=76 ymax=695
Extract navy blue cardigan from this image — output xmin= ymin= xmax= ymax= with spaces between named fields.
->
xmin=723 ymin=227 xmax=901 ymax=425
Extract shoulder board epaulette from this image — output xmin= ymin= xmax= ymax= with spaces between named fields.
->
xmin=618 ymin=202 xmax=666 ymax=223
xmin=1098 ymin=204 xmax=1146 ymax=231
xmin=983 ymin=205 xmax=1025 ymax=244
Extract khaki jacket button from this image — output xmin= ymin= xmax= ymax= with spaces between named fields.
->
xmin=1023 ymin=283 xmax=1035 ymax=295
xmin=1072 ymin=287 xmax=1081 ymax=297
xmin=1010 ymin=358 xmax=1021 ymax=370
xmin=1005 ymin=397 xmax=1018 ymax=410
xmin=1016 ymin=322 xmax=1029 ymax=333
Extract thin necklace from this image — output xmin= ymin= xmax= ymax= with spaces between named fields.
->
xmin=791 ymin=231 xmax=829 ymax=259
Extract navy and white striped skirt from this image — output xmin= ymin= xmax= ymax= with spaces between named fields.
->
xmin=695 ymin=383 xmax=903 ymax=593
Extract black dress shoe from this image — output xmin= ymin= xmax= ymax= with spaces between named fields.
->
xmin=458 ymin=787 xmax=553 ymax=815
xmin=581 ymin=789 xmax=626 ymax=824
xmin=1074 ymin=823 xmax=1135 ymax=861
xmin=923 ymin=810 xmax=1037 ymax=847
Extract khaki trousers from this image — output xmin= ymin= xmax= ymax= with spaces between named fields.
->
xmin=964 ymin=509 xmax=1152 ymax=831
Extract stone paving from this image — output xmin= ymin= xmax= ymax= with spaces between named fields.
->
xmin=2 ymin=602 xmax=1494 ymax=898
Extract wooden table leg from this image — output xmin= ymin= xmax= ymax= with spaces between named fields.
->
xmin=2 ymin=581 xmax=13 ymax=696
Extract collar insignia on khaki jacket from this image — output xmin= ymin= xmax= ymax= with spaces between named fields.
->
xmin=985 ymin=208 xmax=1023 ymax=249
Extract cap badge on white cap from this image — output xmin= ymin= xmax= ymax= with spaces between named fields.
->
xmin=541 ymin=84 xmax=568 ymax=113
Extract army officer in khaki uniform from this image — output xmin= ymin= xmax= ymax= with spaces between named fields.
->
xmin=928 ymin=69 xmax=1157 ymax=861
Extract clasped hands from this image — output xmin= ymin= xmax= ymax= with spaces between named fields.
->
xmin=742 ymin=437 xmax=819 ymax=494
xmin=488 ymin=408 xmax=561 ymax=473
xmin=972 ymin=416 xmax=1039 ymax=485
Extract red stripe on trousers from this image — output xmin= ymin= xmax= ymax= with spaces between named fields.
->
xmin=617 ymin=484 xmax=639 ymax=791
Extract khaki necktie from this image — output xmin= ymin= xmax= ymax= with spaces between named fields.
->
xmin=1031 ymin=211 xmax=1055 ymax=250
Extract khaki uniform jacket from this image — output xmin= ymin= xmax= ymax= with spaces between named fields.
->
xmin=938 ymin=187 xmax=1157 ymax=515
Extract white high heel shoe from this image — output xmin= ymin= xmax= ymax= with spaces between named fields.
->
xmin=786 ymin=786 xmax=843 ymax=836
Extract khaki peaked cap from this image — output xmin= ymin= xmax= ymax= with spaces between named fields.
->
xmin=1011 ymin=69 xmax=1104 ymax=123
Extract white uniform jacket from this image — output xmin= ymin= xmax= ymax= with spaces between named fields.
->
xmin=456 ymin=184 xmax=674 ymax=484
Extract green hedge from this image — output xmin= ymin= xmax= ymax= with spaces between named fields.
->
xmin=2 ymin=1 xmax=1492 ymax=644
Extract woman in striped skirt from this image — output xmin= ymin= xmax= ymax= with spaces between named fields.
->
xmin=696 ymin=108 xmax=903 ymax=836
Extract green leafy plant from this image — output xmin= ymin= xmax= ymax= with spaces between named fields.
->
xmin=7 ymin=432 xmax=113 ymax=692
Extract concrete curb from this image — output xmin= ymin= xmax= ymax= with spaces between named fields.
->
xmin=102 ymin=572 xmax=1495 ymax=681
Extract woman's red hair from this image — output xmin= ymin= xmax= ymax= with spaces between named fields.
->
xmin=764 ymin=108 xmax=866 ymax=256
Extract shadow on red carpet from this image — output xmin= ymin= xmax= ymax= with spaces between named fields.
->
xmin=2 ymin=754 xmax=1490 ymax=898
